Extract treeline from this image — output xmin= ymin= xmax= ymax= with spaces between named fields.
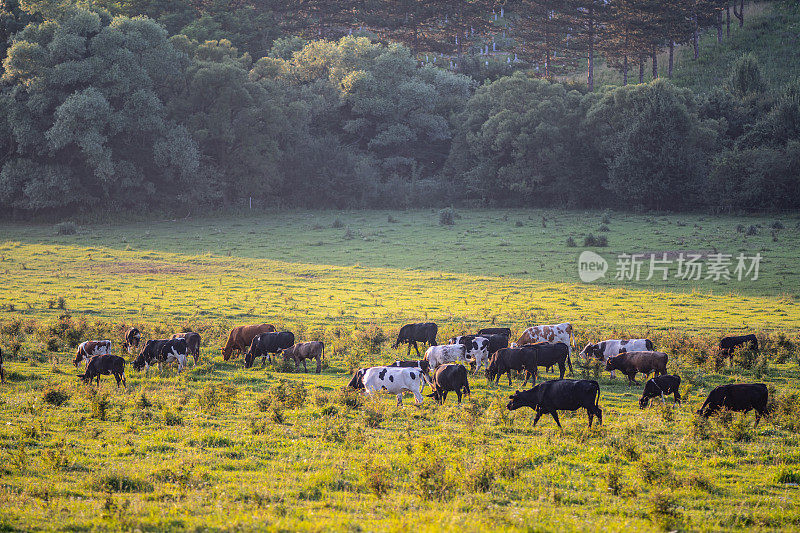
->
xmin=0 ymin=3 xmax=798 ymax=216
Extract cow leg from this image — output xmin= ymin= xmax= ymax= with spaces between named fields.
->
xmin=396 ymin=393 xmax=403 ymax=407
xmin=588 ymin=410 xmax=594 ymax=428
xmin=456 ymin=389 xmax=462 ymax=404
xmin=558 ymin=362 xmax=565 ymax=380
xmin=550 ymin=411 xmax=562 ymax=429
xmin=442 ymin=391 xmax=448 ymax=404
xmin=674 ymin=391 xmax=681 ymax=405
xmin=507 ymin=371 xmax=512 ymax=387
xmin=315 ymin=356 xmax=321 ymax=374
xmin=412 ymin=389 xmax=423 ymax=404
xmin=532 ymin=409 xmax=543 ymax=427
xmin=406 ymin=343 xmax=411 ymax=357
xmin=303 ymin=359 xmax=308 ymax=373
xmin=413 ymin=342 xmax=421 ymax=357
xmin=754 ymin=409 xmax=764 ymax=428
xmin=609 ymin=370 xmax=616 ymax=379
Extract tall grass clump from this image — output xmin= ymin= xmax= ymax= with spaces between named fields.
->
xmin=438 ymin=207 xmax=455 ymax=226
xmin=54 ymin=222 xmax=77 ymax=235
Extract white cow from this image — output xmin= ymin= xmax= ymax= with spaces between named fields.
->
xmin=516 ymin=323 xmax=574 ymax=355
xmin=424 ymin=344 xmax=469 ymax=371
xmin=463 ymin=336 xmax=490 ymax=373
xmin=348 ymin=366 xmax=429 ymax=406
xmin=579 ymin=339 xmax=654 ymax=378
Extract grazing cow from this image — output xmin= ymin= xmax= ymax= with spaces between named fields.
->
xmin=78 ymin=354 xmax=126 ymax=388
xmin=451 ymin=334 xmax=508 ymax=359
xmin=640 ymin=375 xmax=682 ymax=408
xmin=580 ymin=339 xmax=654 ymax=379
xmin=719 ymin=334 xmax=759 ymax=357
xmin=282 ymin=341 xmax=324 ymax=373
xmin=124 ymin=328 xmax=141 ymax=353
xmin=245 ymin=331 xmax=295 ymax=368
xmin=507 ymin=379 xmax=602 ymax=429
xmin=388 ymin=359 xmax=431 ymax=392
xmin=392 ymin=322 xmax=438 ymax=357
xmin=697 ymin=383 xmax=768 ymax=427
xmin=606 ymin=351 xmax=668 ymax=385
xmin=222 ymin=323 xmax=276 ymax=360
xmin=171 ymin=332 xmax=201 ymax=365
xmin=477 ymin=327 xmax=511 ymax=337
xmin=516 ymin=323 xmax=574 ymax=357
xmin=525 ymin=342 xmax=573 ymax=381
xmin=0 ymin=348 xmax=4 ymax=383
xmin=424 ymin=344 xmax=468 ymax=371
xmin=427 ymin=364 xmax=471 ymax=404
xmin=73 ymin=340 xmax=112 ymax=367
xmin=348 ymin=366 xmax=428 ymax=406
xmin=486 ymin=346 xmax=539 ymax=386
xmin=449 ymin=336 xmax=491 ymax=373
xmin=133 ymin=338 xmax=189 ymax=373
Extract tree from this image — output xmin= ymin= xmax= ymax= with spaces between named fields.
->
xmin=0 ymin=8 xmax=202 ymax=213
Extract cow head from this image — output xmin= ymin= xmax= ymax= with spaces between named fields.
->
xmin=244 ymin=351 xmax=255 ymax=369
xmin=73 ymin=353 xmax=82 ymax=368
xmin=417 ymin=360 xmax=431 ymax=375
xmin=639 ymin=395 xmax=650 ymax=409
xmin=506 ymin=390 xmax=535 ymax=411
xmin=580 ymin=343 xmax=601 ymax=358
xmin=485 ymin=358 xmax=498 ymax=382
xmin=605 ymin=357 xmax=619 ymax=371
xmin=426 ymin=388 xmax=444 ymax=405
xmin=77 ymin=373 xmax=90 ymax=384
xmin=347 ymin=369 xmax=366 ymax=389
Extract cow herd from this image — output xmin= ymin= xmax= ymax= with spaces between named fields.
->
xmin=0 ymin=319 xmax=770 ymax=429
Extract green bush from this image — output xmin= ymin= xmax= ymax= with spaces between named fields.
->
xmin=93 ymin=471 xmax=154 ymax=493
xmin=438 ymin=207 xmax=455 ymax=226
xmin=54 ymin=222 xmax=78 ymax=235
xmin=42 ymin=386 xmax=70 ymax=407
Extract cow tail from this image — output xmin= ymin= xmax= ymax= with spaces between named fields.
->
xmin=570 ymin=326 xmax=574 ymax=347
xmin=321 ymin=342 xmax=325 ymax=361
xmin=567 ymin=351 xmax=574 ymax=376
xmin=594 ymin=382 xmax=601 ymax=408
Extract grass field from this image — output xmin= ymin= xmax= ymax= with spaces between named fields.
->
xmin=1 ymin=209 xmax=799 ymax=531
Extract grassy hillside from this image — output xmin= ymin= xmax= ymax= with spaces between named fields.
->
xmin=574 ymin=2 xmax=800 ymax=93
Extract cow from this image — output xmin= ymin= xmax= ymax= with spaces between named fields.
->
xmin=348 ymin=366 xmax=429 ymax=406
xmin=450 ymin=334 xmax=508 ymax=359
xmin=78 ymin=354 xmax=127 ymax=388
xmin=171 ymin=332 xmax=201 ymax=365
xmin=485 ymin=346 xmax=539 ymax=386
xmin=392 ymin=322 xmax=438 ymax=357
xmin=124 ymin=328 xmax=141 ymax=353
xmin=0 ymin=348 xmax=4 ymax=383
xmin=605 ymin=351 xmax=668 ymax=385
xmin=697 ymin=383 xmax=768 ymax=426
xmin=133 ymin=338 xmax=189 ymax=373
xmin=449 ymin=336 xmax=490 ymax=373
xmin=507 ymin=379 xmax=602 ymax=429
xmin=282 ymin=341 xmax=324 ymax=373
xmin=579 ymin=339 xmax=654 ymax=379
xmin=388 ymin=359 xmax=431 ymax=392
xmin=222 ymin=323 xmax=276 ymax=360
xmin=477 ymin=327 xmax=511 ymax=337
xmin=525 ymin=342 xmax=573 ymax=381
xmin=516 ymin=323 xmax=574 ymax=358
xmin=73 ymin=340 xmax=112 ymax=368
xmin=424 ymin=344 xmax=468 ymax=371
xmin=427 ymin=364 xmax=471 ymax=405
xmin=719 ymin=334 xmax=759 ymax=357
xmin=640 ymin=375 xmax=682 ymax=408
xmin=245 ymin=331 xmax=295 ymax=368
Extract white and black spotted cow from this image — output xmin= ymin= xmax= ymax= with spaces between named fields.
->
xmin=424 ymin=344 xmax=469 ymax=371
xmin=579 ymin=339 xmax=654 ymax=379
xmin=348 ymin=366 xmax=429 ymax=406
xmin=449 ymin=336 xmax=491 ymax=373
xmin=133 ymin=338 xmax=189 ymax=373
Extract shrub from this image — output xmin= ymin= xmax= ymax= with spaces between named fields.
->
xmin=770 ymin=220 xmax=784 ymax=229
xmin=337 ymin=387 xmax=363 ymax=409
xmin=387 ymin=215 xmax=397 ymax=223
xmin=416 ymin=461 xmax=453 ymax=501
xmin=353 ymin=324 xmax=388 ymax=354
xmin=343 ymin=226 xmax=355 ymax=240
xmin=364 ymin=464 xmax=390 ymax=496
xmin=746 ymin=225 xmax=758 ymax=236
xmin=777 ymin=468 xmax=800 ymax=484
xmin=42 ymin=386 xmax=70 ymax=406
xmin=566 ymin=236 xmax=576 ymax=247
xmin=269 ymin=404 xmax=285 ymax=424
xmin=135 ymin=391 xmax=153 ymax=410
xmin=54 ymin=222 xmax=77 ymax=235
xmin=464 ymin=461 xmax=495 ymax=493
xmin=583 ymin=234 xmax=607 ymax=247
xmin=601 ymin=211 xmax=611 ymax=224
xmin=736 ymin=224 xmax=745 ymax=233
xmin=91 ymin=394 xmax=111 ymax=421
xmin=263 ymin=380 xmax=307 ymax=409
xmin=164 ymin=410 xmax=183 ymax=426
xmin=649 ymin=490 xmax=680 ymax=527
xmin=197 ymin=384 xmax=237 ymax=413
xmin=438 ymin=207 xmax=455 ymax=226
xmin=598 ymin=224 xmax=609 ymax=232
xmin=321 ymin=418 xmax=349 ymax=442
xmin=331 ymin=218 xmax=344 ymax=228
xmin=606 ymin=466 xmax=622 ymax=496
xmin=362 ymin=402 xmax=384 ymax=428
xmin=770 ymin=392 xmax=800 ymax=431
xmin=515 ymin=220 xmax=524 ymax=227
xmin=93 ymin=471 xmax=154 ymax=493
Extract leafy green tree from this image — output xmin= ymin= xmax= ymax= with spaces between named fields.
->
xmin=446 ymin=72 xmax=602 ymax=205
xmin=0 ymin=8 xmax=201 ymax=212
xmin=584 ymin=79 xmax=718 ymax=209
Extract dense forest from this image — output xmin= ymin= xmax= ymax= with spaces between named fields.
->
xmin=0 ymin=0 xmax=798 ymax=216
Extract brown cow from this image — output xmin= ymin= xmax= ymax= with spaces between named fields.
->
xmin=222 ymin=324 xmax=275 ymax=360
xmin=74 ymin=340 xmax=112 ymax=367
xmin=282 ymin=341 xmax=324 ymax=373
xmin=606 ymin=351 xmax=668 ymax=385
xmin=172 ymin=332 xmax=201 ymax=365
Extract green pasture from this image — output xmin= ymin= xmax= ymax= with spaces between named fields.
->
xmin=0 ymin=209 xmax=799 ymax=531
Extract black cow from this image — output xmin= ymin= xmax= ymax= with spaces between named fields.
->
xmin=507 ymin=379 xmax=602 ymax=429
xmin=486 ymin=346 xmax=539 ymax=386
xmin=427 ymin=364 xmax=470 ymax=404
xmin=392 ymin=322 xmax=438 ymax=357
xmin=525 ymin=342 xmax=573 ymax=381
xmin=0 ymin=348 xmax=5 ymax=383
xmin=697 ymin=383 xmax=768 ymax=427
xmin=78 ymin=354 xmax=127 ymax=388
xmin=132 ymin=339 xmax=167 ymax=372
xmin=124 ymin=327 xmax=141 ymax=353
xmin=639 ymin=375 xmax=682 ymax=408
xmin=719 ymin=334 xmax=759 ymax=357
xmin=245 ymin=331 xmax=295 ymax=368
xmin=477 ymin=327 xmax=511 ymax=337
